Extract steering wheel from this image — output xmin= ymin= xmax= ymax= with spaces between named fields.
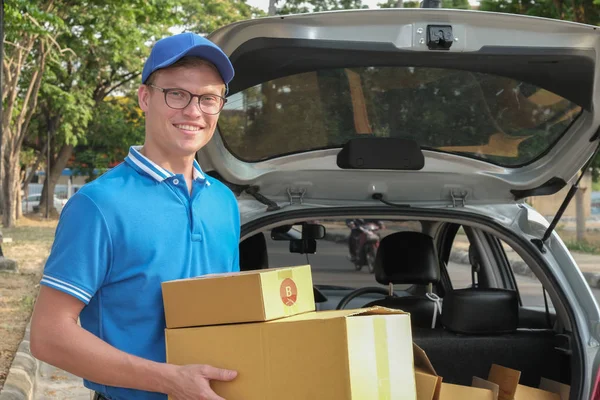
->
xmin=335 ymin=287 xmax=391 ymax=310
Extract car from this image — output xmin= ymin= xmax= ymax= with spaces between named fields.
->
xmin=22 ymin=193 xmax=68 ymax=213
xmin=199 ymin=8 xmax=600 ymax=399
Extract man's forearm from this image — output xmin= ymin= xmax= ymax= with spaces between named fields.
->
xmin=31 ymin=317 xmax=178 ymax=395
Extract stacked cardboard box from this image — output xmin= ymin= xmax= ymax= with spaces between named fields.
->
xmin=415 ymin=346 xmax=570 ymax=400
xmin=162 ymin=265 xmax=418 ymax=399
xmin=161 ymin=265 xmax=571 ymax=400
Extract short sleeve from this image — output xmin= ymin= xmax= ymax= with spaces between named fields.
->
xmin=40 ymin=192 xmax=112 ymax=305
xmin=231 ymin=195 xmax=241 ymax=273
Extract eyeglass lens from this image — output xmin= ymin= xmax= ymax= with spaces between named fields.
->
xmin=165 ymin=89 xmax=223 ymax=114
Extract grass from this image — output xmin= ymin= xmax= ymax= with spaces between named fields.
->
xmin=557 ymin=228 xmax=600 ymax=255
xmin=0 ymin=215 xmax=59 ymax=391
xmin=593 ymin=181 xmax=600 ymax=192
xmin=19 ymin=295 xmax=35 ymax=312
xmin=564 ymin=240 xmax=600 ymax=255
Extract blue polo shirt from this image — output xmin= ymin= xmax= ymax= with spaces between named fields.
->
xmin=40 ymin=146 xmax=240 ymax=400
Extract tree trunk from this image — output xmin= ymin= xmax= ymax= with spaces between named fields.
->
xmin=268 ymin=0 xmax=277 ymax=15
xmin=552 ymin=0 xmax=564 ymax=19
xmin=2 ymin=38 xmax=49 ymax=226
xmin=2 ymin=143 xmax=19 ymax=227
xmin=39 ymin=143 xmax=73 ymax=216
xmin=24 ymin=141 xmax=49 ymax=188
xmin=17 ymin=166 xmax=24 ymax=220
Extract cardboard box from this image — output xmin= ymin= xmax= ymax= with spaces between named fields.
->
xmin=166 ymin=307 xmax=417 ymax=400
xmin=483 ymin=364 xmax=566 ymax=400
xmin=161 ymin=265 xmax=314 ymax=328
xmin=413 ymin=346 xmax=570 ymax=400
xmin=414 ymin=345 xmax=494 ymax=400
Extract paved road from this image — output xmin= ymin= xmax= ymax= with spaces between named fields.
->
xmin=266 ymin=238 xmax=600 ymax=308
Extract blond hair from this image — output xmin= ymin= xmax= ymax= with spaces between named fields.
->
xmin=145 ymin=56 xmax=226 ymax=95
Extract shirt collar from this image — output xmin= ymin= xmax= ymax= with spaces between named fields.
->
xmin=124 ymin=146 xmax=209 ymax=185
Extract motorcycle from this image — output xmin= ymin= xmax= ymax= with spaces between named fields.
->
xmin=347 ymin=220 xmax=382 ymax=273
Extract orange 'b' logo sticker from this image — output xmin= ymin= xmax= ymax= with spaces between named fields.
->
xmin=280 ymin=278 xmax=298 ymax=306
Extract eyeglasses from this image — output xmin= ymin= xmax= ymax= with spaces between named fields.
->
xmin=148 ymin=84 xmax=227 ymax=115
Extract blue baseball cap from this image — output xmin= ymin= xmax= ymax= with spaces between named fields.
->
xmin=142 ymin=32 xmax=234 ymax=89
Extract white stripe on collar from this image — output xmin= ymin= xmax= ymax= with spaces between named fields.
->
xmin=127 ymin=146 xmax=209 ymax=185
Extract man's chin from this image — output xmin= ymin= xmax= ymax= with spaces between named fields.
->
xmin=176 ymin=141 xmax=210 ymax=156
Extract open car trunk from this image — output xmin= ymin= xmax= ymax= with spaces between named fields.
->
xmin=237 ymin=206 xmax=591 ymax=399
xmin=201 ymin=9 xmax=600 ymax=208
xmin=197 ymin=8 xmax=600 ymax=400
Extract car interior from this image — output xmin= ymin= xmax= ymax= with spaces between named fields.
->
xmin=238 ymin=218 xmax=572 ymax=389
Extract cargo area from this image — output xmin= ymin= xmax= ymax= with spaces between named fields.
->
xmin=163 ymin=212 xmax=577 ymax=399
xmin=230 ymin=216 xmax=580 ymax=398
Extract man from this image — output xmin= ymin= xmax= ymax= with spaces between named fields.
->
xmin=30 ymin=32 xmax=240 ymax=400
xmin=346 ymin=218 xmax=384 ymax=262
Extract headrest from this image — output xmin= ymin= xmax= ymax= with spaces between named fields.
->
xmin=239 ymin=232 xmax=268 ymax=271
xmin=441 ymin=288 xmax=518 ymax=334
xmin=374 ymin=231 xmax=440 ymax=285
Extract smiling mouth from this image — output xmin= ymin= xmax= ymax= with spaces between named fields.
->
xmin=174 ymin=124 xmax=203 ymax=132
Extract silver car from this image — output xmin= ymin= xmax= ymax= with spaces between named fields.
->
xmin=199 ymin=8 xmax=600 ymax=399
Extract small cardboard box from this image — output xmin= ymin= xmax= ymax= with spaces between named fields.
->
xmin=166 ymin=307 xmax=417 ymax=400
xmin=161 ymin=265 xmax=314 ymax=328
xmin=414 ymin=346 xmax=495 ymax=400
xmin=482 ymin=364 xmax=568 ymax=400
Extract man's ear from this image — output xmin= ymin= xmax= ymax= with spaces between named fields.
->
xmin=138 ymin=85 xmax=151 ymax=112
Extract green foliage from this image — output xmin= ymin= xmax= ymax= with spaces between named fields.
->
xmin=70 ymin=95 xmax=145 ymax=181
xmin=277 ymin=0 xmax=366 ymax=15
xmin=565 ymin=240 xmax=600 ymax=255
xmin=479 ymin=0 xmax=599 ymax=25
xmin=177 ymin=0 xmax=265 ymax=34
xmin=378 ymin=0 xmax=421 ymax=7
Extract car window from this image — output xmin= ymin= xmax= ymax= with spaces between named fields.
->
xmin=259 ymin=219 xmax=422 ymax=290
xmin=446 ymin=229 xmax=555 ymax=309
xmin=498 ymin=239 xmax=555 ymax=310
xmin=446 ymin=227 xmax=478 ymax=289
xmin=219 ymin=67 xmax=581 ymax=166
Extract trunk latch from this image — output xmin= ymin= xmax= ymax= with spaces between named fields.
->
xmin=427 ymin=25 xmax=453 ymax=50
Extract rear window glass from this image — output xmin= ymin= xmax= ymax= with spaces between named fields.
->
xmin=219 ymin=67 xmax=582 ymax=166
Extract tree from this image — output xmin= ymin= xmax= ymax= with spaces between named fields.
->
xmin=479 ymin=0 xmax=599 ymax=26
xmin=2 ymin=1 xmax=71 ymax=227
xmin=378 ymin=0 xmax=470 ymax=8
xmin=277 ymin=0 xmax=366 ymax=14
xmin=31 ymin=0 xmax=179 ymax=216
xmin=177 ymin=0 xmax=264 ymax=33
xmin=25 ymin=0 xmax=264 ymax=216
xmin=70 ymin=95 xmax=145 ymax=182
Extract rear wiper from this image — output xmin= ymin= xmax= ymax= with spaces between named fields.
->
xmin=531 ymin=128 xmax=600 ymax=253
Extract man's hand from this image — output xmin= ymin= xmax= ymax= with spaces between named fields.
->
xmin=31 ymin=287 xmax=237 ymax=398
xmin=168 ymin=364 xmax=238 ymax=400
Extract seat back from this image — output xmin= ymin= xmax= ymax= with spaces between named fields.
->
xmin=364 ymin=231 xmax=442 ymax=328
xmin=441 ymin=288 xmax=519 ymax=334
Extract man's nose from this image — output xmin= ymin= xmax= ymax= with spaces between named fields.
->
xmin=182 ymin=98 xmax=203 ymax=117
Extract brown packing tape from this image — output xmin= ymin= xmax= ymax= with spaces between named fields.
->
xmin=374 ymin=317 xmax=392 ymax=399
